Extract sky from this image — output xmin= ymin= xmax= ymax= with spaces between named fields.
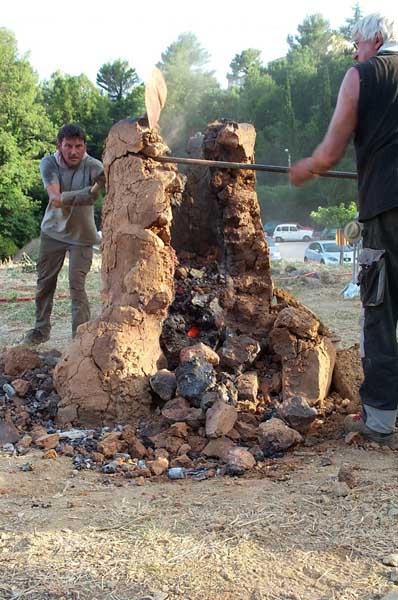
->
xmin=2 ymin=0 xmax=396 ymax=87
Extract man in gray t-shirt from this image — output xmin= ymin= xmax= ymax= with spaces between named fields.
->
xmin=23 ymin=123 xmax=105 ymax=345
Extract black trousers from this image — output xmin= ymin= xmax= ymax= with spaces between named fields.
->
xmin=360 ymin=208 xmax=398 ymax=411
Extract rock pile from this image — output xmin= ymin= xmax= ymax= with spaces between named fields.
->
xmin=0 ymin=288 xmax=360 ymax=482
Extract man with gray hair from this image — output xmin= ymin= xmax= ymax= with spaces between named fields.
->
xmin=23 ymin=123 xmax=104 ymax=345
xmin=290 ymin=13 xmax=398 ymax=448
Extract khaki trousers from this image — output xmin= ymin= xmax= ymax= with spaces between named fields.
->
xmin=35 ymin=233 xmax=93 ymax=337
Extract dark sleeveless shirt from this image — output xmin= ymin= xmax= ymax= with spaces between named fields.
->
xmin=354 ymin=53 xmax=398 ymax=220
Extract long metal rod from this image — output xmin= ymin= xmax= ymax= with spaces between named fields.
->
xmin=154 ymin=155 xmax=357 ymax=180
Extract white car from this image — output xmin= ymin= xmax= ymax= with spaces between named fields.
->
xmin=273 ymin=223 xmax=313 ymax=242
xmin=304 ymin=241 xmax=353 ymax=265
xmin=266 ymin=237 xmax=282 ymax=262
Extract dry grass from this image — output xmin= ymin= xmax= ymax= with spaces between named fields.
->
xmin=0 ymin=255 xmax=102 ymax=351
xmin=0 ymin=256 xmax=361 ymax=351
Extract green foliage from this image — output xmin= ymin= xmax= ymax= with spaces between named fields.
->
xmin=340 ymin=3 xmax=363 ymax=40
xmin=160 ymin=33 xmax=210 ymax=70
xmin=107 ymin=83 xmax=145 ymax=125
xmin=157 ymin=33 xmax=221 ymax=155
xmin=233 ymin=13 xmax=357 ymax=219
xmin=42 ymin=72 xmax=104 ymax=127
xmin=287 ymin=14 xmax=335 ymax=57
xmin=227 ymin=49 xmax=263 ymax=87
xmin=41 ymin=71 xmax=111 ymax=158
xmin=0 ymin=27 xmax=54 ymax=248
xmin=96 ymin=59 xmax=139 ymax=101
xmin=41 ymin=68 xmax=145 ymax=159
xmin=310 ymin=201 xmax=358 ymax=227
xmin=0 ymin=235 xmax=18 ymax=260
xmin=257 ymin=183 xmax=325 ymax=224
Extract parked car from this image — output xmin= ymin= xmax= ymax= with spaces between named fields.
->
xmin=311 ymin=229 xmax=321 ymax=240
xmin=304 ymin=241 xmax=353 ymax=265
xmin=320 ymin=227 xmax=338 ymax=240
xmin=263 ymin=220 xmax=280 ymax=237
xmin=273 ymin=223 xmax=313 ymax=242
xmin=266 ymin=236 xmax=282 ymax=262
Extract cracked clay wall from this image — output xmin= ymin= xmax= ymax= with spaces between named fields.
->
xmin=203 ymin=121 xmax=273 ymax=335
xmin=53 ymin=119 xmax=184 ymax=427
xmin=171 ymin=121 xmax=274 ymax=335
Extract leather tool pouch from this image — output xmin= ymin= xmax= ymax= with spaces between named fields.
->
xmin=358 ymin=248 xmax=386 ymax=307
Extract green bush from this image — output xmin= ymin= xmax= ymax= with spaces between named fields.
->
xmin=310 ymin=201 xmax=357 ymax=228
xmin=257 ymin=183 xmax=318 ymax=225
xmin=0 ymin=235 xmax=18 ymax=260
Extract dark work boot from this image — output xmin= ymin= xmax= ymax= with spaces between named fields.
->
xmin=344 ymin=413 xmax=398 ymax=449
xmin=22 ymin=328 xmax=50 ymax=346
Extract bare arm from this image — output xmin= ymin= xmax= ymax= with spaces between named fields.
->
xmin=289 ymin=67 xmax=359 ymax=186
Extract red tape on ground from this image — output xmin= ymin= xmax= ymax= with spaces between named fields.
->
xmin=0 ymin=294 xmax=69 ymax=303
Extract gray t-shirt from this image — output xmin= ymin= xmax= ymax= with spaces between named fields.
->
xmin=40 ymin=153 xmax=103 ymax=246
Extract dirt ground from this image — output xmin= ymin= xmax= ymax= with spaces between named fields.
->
xmin=1 ymin=260 xmax=397 ymax=600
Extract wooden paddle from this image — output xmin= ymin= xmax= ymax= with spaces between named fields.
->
xmin=145 ymin=67 xmax=168 ymax=129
